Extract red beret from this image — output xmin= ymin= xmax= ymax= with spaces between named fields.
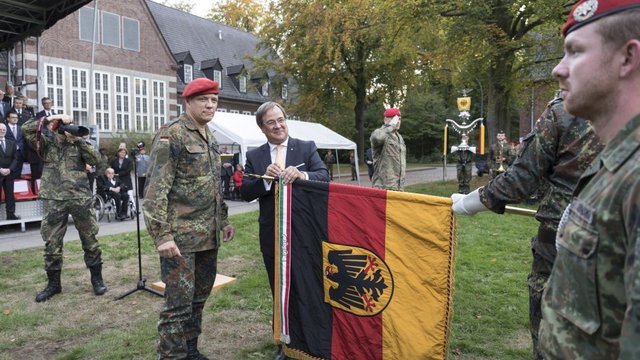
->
xmin=563 ymin=0 xmax=640 ymax=36
xmin=383 ymin=108 xmax=401 ymax=117
xmin=183 ymin=78 xmax=219 ymax=98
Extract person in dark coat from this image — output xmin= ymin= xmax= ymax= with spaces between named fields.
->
xmin=110 ymin=148 xmax=133 ymax=192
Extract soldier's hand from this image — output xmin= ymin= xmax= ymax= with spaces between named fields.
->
xmin=157 ymin=241 xmax=182 ymax=258
xmin=222 ymin=224 xmax=235 ymax=242
xmin=388 ymin=115 xmax=400 ymax=129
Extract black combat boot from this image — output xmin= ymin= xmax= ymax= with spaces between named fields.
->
xmin=89 ymin=264 xmax=108 ymax=295
xmin=35 ymin=270 xmax=62 ymax=302
xmin=186 ymin=338 xmax=209 ymax=360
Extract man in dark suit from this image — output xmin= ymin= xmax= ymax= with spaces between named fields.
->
xmin=0 ymin=123 xmax=22 ymax=220
xmin=241 ymin=101 xmax=328 ymax=360
xmin=11 ymin=97 xmax=32 ymax=126
xmin=96 ymin=167 xmax=130 ymax=220
xmin=35 ymin=97 xmax=57 ymax=119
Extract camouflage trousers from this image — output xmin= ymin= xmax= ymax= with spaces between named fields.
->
xmin=528 ymin=236 xmax=555 ymax=360
xmin=41 ymin=198 xmax=101 ymax=271
xmin=158 ymin=248 xmax=218 ymax=359
xmin=456 ymin=164 xmax=472 ymax=194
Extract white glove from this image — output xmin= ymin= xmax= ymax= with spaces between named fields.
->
xmin=451 ymin=188 xmax=488 ymax=215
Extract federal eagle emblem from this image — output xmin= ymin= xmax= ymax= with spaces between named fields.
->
xmin=322 ymin=242 xmax=393 ymax=316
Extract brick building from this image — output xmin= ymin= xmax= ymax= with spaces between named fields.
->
xmin=0 ymin=0 xmax=290 ymax=137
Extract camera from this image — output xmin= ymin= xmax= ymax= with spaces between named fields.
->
xmin=57 ymin=121 xmax=90 ymax=137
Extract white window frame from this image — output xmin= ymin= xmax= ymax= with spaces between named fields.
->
xmin=262 ymin=81 xmax=269 ymax=97
xmin=70 ymin=67 xmax=89 ymax=126
xmin=134 ymin=77 xmax=149 ymax=132
xmin=114 ymin=74 xmax=131 ymax=131
xmin=79 ymin=7 xmax=100 ymax=43
xmin=217 ymin=108 xmax=227 ymax=113
xmin=101 ymin=11 xmax=121 ymax=48
xmin=239 ymin=76 xmax=247 ymax=93
xmin=122 ymin=16 xmax=140 ymax=51
xmin=230 ymin=109 xmax=239 ymax=114
xmin=94 ymin=71 xmax=111 ymax=131
xmin=282 ymin=84 xmax=288 ymax=100
xmin=176 ymin=104 xmax=183 ymax=117
xmin=213 ymin=70 xmax=222 ymax=87
xmin=242 ymin=111 xmax=251 ymax=115
xmin=184 ymin=64 xmax=193 ymax=83
xmin=152 ymin=80 xmax=167 ymax=131
xmin=45 ymin=64 xmax=65 ymax=114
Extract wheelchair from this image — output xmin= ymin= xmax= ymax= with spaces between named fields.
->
xmin=93 ymin=192 xmax=136 ymax=222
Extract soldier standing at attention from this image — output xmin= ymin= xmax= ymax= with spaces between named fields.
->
xmin=370 ymin=108 xmax=406 ymax=191
xmin=451 ymin=95 xmax=602 ymax=359
xmin=22 ymin=114 xmax=107 ymax=302
xmin=454 ymin=133 xmax=474 ymax=194
xmin=488 ymin=130 xmax=512 ymax=178
xmin=537 ymin=1 xmax=640 ymax=358
xmin=143 ymin=78 xmax=235 ymax=360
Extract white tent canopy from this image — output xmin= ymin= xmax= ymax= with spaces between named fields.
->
xmin=208 ymin=112 xmax=360 ymax=181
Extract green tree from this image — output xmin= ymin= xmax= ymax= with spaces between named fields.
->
xmin=426 ymin=0 xmax=574 ymax=144
xmin=161 ymin=0 xmax=194 ymax=13
xmin=208 ymin=0 xmax=266 ymax=33
xmin=258 ymin=0 xmax=423 ymax=160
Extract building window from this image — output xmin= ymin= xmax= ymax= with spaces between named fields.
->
xmin=152 ymin=80 xmax=166 ymax=131
xmin=79 ymin=7 xmax=99 ymax=42
xmin=217 ymin=108 xmax=227 ymax=112
xmin=122 ymin=17 xmax=140 ymax=51
xmin=102 ymin=11 xmax=120 ymax=48
xmin=213 ymin=70 xmax=222 ymax=86
xmin=261 ymin=82 xmax=269 ymax=96
xmin=176 ymin=104 xmax=183 ymax=116
xmin=239 ymin=76 xmax=247 ymax=93
xmin=242 ymin=111 xmax=251 ymax=115
xmin=134 ymin=78 xmax=149 ymax=132
xmin=70 ymin=68 xmax=89 ymax=126
xmin=94 ymin=71 xmax=110 ymax=131
xmin=115 ymin=75 xmax=130 ymax=131
xmin=45 ymin=64 xmax=65 ymax=113
xmin=184 ymin=64 xmax=193 ymax=83
xmin=230 ymin=109 xmax=239 ymax=114
xmin=282 ymin=84 xmax=288 ymax=100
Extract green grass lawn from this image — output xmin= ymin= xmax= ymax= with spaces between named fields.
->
xmin=0 ymin=179 xmax=539 ymax=359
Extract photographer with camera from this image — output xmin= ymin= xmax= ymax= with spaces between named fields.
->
xmin=23 ymin=114 xmax=107 ymax=302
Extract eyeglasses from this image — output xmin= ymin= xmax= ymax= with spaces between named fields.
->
xmin=263 ymin=117 xmax=286 ymax=128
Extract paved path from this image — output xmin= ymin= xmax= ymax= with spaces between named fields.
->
xmin=0 ymin=166 xmax=458 ymax=253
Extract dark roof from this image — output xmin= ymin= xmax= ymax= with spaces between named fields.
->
xmin=173 ymin=51 xmax=192 ymax=63
xmin=226 ymin=64 xmax=244 ymax=76
xmin=201 ymin=58 xmax=220 ymax=70
xmin=146 ymin=0 xmax=280 ymax=103
xmin=0 ymin=0 xmax=93 ymax=50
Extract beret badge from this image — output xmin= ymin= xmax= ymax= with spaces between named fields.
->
xmin=574 ymin=0 xmax=599 ymax=22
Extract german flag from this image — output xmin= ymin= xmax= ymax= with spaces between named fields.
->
xmin=274 ymin=180 xmax=456 ymax=360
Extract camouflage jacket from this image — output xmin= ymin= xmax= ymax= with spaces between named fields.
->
xmin=488 ymin=141 xmax=513 ymax=171
xmin=479 ymin=99 xmax=603 ymax=234
xmin=22 ymin=118 xmax=98 ymax=200
xmin=143 ymin=114 xmax=230 ymax=252
xmin=370 ymin=125 xmax=406 ymax=191
xmin=540 ymin=112 xmax=640 ymax=359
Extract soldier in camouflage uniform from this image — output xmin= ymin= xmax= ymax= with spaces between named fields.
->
xmin=451 ymin=95 xmax=603 ymax=359
xmin=22 ymin=114 xmax=108 ymax=302
xmin=539 ymin=2 xmax=640 ymax=358
xmin=454 ymin=133 xmax=474 ymax=194
xmin=370 ymin=108 xmax=406 ymax=191
xmin=488 ymin=130 xmax=513 ymax=178
xmin=143 ymin=78 xmax=234 ymax=360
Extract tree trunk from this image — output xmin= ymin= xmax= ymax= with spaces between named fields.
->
xmin=486 ymin=52 xmax=514 ymax=146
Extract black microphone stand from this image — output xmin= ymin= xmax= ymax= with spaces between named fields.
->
xmin=114 ymin=148 xmax=163 ymax=300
